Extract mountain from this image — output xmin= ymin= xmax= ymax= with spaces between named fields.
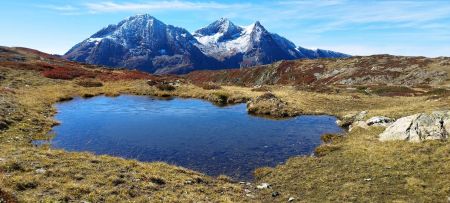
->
xmin=64 ymin=14 xmax=349 ymax=74
xmin=193 ymin=19 xmax=303 ymax=67
xmin=63 ymin=14 xmax=218 ymax=74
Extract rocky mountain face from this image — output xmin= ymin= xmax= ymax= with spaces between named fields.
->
xmin=64 ymin=14 xmax=349 ymax=74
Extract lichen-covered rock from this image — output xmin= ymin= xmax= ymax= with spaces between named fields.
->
xmin=379 ymin=111 xmax=450 ymax=142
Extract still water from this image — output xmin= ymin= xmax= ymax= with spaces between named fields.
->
xmin=46 ymin=95 xmax=342 ymax=179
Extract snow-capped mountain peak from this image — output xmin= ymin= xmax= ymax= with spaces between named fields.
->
xmin=64 ymin=14 xmax=349 ymax=74
xmin=195 ymin=18 xmax=241 ymax=36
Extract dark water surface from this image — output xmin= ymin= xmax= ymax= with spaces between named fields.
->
xmin=47 ymin=95 xmax=342 ymax=179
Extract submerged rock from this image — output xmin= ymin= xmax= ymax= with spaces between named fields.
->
xmin=379 ymin=111 xmax=450 ymax=142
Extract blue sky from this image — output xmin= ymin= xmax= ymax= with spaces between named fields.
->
xmin=1 ymin=0 xmax=450 ymax=56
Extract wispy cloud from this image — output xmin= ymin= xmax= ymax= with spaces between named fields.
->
xmin=38 ymin=4 xmax=78 ymax=12
xmin=84 ymin=1 xmax=249 ymax=13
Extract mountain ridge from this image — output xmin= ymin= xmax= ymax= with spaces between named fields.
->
xmin=64 ymin=14 xmax=349 ymax=74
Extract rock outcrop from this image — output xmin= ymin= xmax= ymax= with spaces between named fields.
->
xmin=379 ymin=111 xmax=450 ymax=142
xmin=247 ymin=93 xmax=299 ymax=117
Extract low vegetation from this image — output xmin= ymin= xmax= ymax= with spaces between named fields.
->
xmin=253 ymin=127 xmax=450 ymax=202
xmin=196 ymin=82 xmax=222 ymax=90
xmin=0 ymin=47 xmax=449 ymax=202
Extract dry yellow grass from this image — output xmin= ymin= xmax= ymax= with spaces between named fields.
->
xmin=1 ymin=66 xmax=449 ymax=202
xmin=252 ymin=127 xmax=450 ymax=202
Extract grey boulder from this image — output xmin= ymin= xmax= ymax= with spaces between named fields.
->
xmin=379 ymin=111 xmax=450 ymax=142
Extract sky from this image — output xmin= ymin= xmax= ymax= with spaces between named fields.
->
xmin=1 ymin=0 xmax=450 ymax=57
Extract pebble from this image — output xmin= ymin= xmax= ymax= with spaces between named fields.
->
xmin=35 ymin=168 xmax=46 ymax=174
xmin=288 ymin=197 xmax=295 ymax=202
xmin=364 ymin=178 xmax=372 ymax=181
xmin=0 ymin=158 xmax=5 ymax=162
xmin=272 ymin=191 xmax=280 ymax=197
xmin=256 ymin=183 xmax=271 ymax=189
xmin=244 ymin=189 xmax=251 ymax=193
xmin=246 ymin=194 xmax=255 ymax=198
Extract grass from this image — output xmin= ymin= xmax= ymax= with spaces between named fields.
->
xmin=0 ymin=63 xmax=449 ymax=202
xmin=253 ymin=127 xmax=450 ymax=202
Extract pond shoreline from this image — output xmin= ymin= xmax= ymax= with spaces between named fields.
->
xmin=39 ymin=94 xmax=343 ymax=180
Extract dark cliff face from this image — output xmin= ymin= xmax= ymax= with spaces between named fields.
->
xmin=64 ymin=14 xmax=349 ymax=74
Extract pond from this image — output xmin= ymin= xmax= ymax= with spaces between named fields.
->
xmin=43 ymin=95 xmax=342 ymax=180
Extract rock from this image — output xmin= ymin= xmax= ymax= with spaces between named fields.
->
xmin=364 ymin=178 xmax=372 ymax=181
xmin=349 ymin=121 xmax=369 ymax=131
xmin=256 ymin=183 xmax=271 ymax=189
xmin=272 ymin=191 xmax=280 ymax=197
xmin=366 ymin=116 xmax=394 ymax=127
xmin=244 ymin=189 xmax=251 ymax=193
xmin=336 ymin=111 xmax=368 ymax=128
xmin=246 ymin=194 xmax=255 ymax=198
xmin=0 ymin=120 xmax=8 ymax=131
xmin=355 ymin=111 xmax=368 ymax=121
xmin=288 ymin=197 xmax=295 ymax=202
xmin=379 ymin=111 xmax=450 ymax=142
xmin=35 ymin=168 xmax=46 ymax=174
xmin=247 ymin=93 xmax=298 ymax=117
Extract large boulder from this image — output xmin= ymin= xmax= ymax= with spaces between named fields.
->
xmin=379 ymin=111 xmax=450 ymax=142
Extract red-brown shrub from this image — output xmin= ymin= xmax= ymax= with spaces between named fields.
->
xmin=42 ymin=66 xmax=95 ymax=80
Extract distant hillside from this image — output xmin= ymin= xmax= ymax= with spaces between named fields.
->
xmin=187 ymin=55 xmax=450 ymax=87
